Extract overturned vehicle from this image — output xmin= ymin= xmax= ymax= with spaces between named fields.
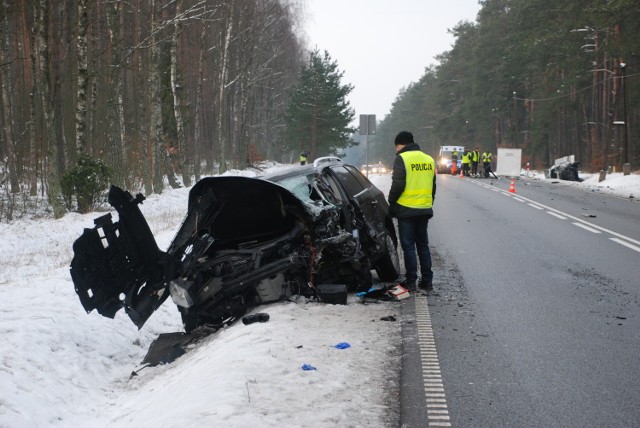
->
xmin=547 ymin=161 xmax=582 ymax=182
xmin=70 ymin=157 xmax=400 ymax=333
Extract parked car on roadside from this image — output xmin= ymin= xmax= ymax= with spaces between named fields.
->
xmin=70 ymin=157 xmax=400 ymax=333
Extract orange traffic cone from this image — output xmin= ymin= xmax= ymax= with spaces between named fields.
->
xmin=509 ymin=178 xmax=516 ymax=193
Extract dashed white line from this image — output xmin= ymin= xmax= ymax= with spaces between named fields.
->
xmin=547 ymin=211 xmax=567 ymax=220
xmin=572 ymin=222 xmax=602 ymax=233
xmin=472 ymin=177 xmax=640 ymax=254
xmin=610 ymin=238 xmax=640 ymax=253
xmin=489 ymin=183 xmax=640 ymax=251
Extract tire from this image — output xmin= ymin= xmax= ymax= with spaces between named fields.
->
xmin=356 ymin=262 xmax=373 ymax=292
xmin=375 ymin=234 xmax=400 ymax=282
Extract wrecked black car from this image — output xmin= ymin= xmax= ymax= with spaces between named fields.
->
xmin=547 ymin=161 xmax=582 ymax=182
xmin=70 ymin=157 xmax=400 ymax=333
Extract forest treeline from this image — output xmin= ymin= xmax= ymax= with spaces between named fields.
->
xmin=0 ymin=0 xmax=308 ymax=218
xmin=373 ymin=0 xmax=639 ymax=174
xmin=2 ymin=0 xmax=639 ymax=220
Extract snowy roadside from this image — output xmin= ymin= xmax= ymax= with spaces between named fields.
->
xmin=0 ymin=166 xmax=402 ymax=428
xmin=521 ymin=170 xmax=639 ymax=200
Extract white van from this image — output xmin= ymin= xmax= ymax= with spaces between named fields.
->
xmin=437 ymin=145 xmax=465 ymax=173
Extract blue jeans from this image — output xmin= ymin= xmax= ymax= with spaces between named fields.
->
xmin=397 ymin=215 xmax=432 ymax=283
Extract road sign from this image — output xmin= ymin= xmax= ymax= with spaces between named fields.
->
xmin=359 ymin=114 xmax=376 ymax=135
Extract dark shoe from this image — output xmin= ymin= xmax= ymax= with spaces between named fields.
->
xmin=418 ymin=281 xmax=433 ymax=291
xmin=401 ymin=280 xmax=416 ymax=291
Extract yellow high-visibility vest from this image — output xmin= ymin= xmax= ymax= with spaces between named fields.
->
xmin=397 ymin=151 xmax=435 ymax=209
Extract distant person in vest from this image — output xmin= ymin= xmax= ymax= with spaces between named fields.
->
xmin=461 ymin=147 xmax=471 ymax=176
xmin=299 ymin=151 xmax=308 ymax=165
xmin=450 ymin=149 xmax=458 ymax=175
xmin=471 ymin=146 xmax=480 ymax=176
xmin=388 ymin=131 xmax=436 ymax=292
xmin=482 ymin=150 xmax=494 ymax=178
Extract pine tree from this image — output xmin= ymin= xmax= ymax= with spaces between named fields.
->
xmin=283 ymin=49 xmax=356 ymax=160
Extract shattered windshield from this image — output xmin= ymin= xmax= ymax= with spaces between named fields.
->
xmin=275 ymin=175 xmax=315 ymax=202
xmin=270 ymin=173 xmax=339 ymax=213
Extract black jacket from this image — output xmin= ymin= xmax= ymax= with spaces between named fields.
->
xmin=388 ymin=143 xmax=436 ymax=219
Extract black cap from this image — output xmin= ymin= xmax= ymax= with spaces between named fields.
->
xmin=394 ymin=131 xmax=414 ymax=145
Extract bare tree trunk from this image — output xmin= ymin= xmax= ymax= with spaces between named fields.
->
xmin=170 ymin=0 xmax=191 ymax=186
xmin=75 ymin=0 xmax=88 ymax=156
xmin=193 ymin=7 xmax=206 ymax=182
xmin=135 ymin=0 xmax=152 ymax=195
xmin=25 ymin=0 xmax=39 ymax=195
xmin=0 ymin=0 xmax=20 ymax=193
xmin=216 ymin=2 xmax=234 ymax=175
xmin=150 ymin=0 xmax=163 ymax=193
xmin=107 ymin=0 xmax=126 ymax=186
xmin=37 ymin=0 xmax=65 ymax=218
xmin=0 ymin=58 xmax=20 ymax=195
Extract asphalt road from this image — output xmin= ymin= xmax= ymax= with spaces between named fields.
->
xmin=424 ymin=174 xmax=640 ymax=427
xmin=367 ymin=172 xmax=640 ymax=427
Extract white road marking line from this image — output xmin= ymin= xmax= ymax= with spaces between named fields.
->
xmin=610 ymin=238 xmax=640 ymax=253
xmin=416 ymin=294 xmax=452 ymax=427
xmin=547 ymin=211 xmax=567 ymax=220
xmin=489 ymin=185 xmax=640 ymax=247
xmin=527 ymin=203 xmax=544 ymax=210
xmin=572 ymin=222 xmax=602 ymax=233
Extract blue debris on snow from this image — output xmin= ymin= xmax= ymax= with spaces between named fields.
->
xmin=333 ymin=342 xmax=351 ymax=349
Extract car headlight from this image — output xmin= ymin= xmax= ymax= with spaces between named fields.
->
xmin=170 ymin=278 xmax=195 ymax=308
xmin=440 ymin=159 xmax=448 ymax=166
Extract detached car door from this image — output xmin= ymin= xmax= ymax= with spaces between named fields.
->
xmin=327 ymin=165 xmax=388 ymax=244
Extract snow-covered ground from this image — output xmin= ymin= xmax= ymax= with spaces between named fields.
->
xmin=0 ymin=164 xmax=402 ymax=428
xmin=523 ymin=169 xmax=639 ymax=200
xmin=0 ymin=165 xmax=637 ymax=427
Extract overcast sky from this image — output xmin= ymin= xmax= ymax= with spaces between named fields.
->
xmin=302 ymin=0 xmax=481 ymax=124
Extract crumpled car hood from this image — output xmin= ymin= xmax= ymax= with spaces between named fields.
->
xmin=70 ymin=176 xmax=312 ymax=329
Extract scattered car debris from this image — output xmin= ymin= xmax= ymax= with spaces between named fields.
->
xmin=242 ymin=313 xmax=270 ymax=325
xmin=333 ymin=342 xmax=351 ymax=349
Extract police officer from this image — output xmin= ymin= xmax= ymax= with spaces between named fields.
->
xmin=471 ymin=146 xmax=480 ymax=176
xmin=482 ymin=150 xmax=493 ymax=178
xmin=388 ymin=131 xmax=436 ymax=291
xmin=450 ymin=149 xmax=459 ymax=175
xmin=461 ymin=147 xmax=471 ymax=176
xmin=299 ymin=151 xmax=308 ymax=165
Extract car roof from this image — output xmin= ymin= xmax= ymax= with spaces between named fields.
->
xmin=261 ymin=157 xmax=346 ymax=182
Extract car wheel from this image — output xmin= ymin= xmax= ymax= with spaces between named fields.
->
xmin=356 ymin=262 xmax=373 ymax=292
xmin=375 ymin=234 xmax=400 ymax=282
